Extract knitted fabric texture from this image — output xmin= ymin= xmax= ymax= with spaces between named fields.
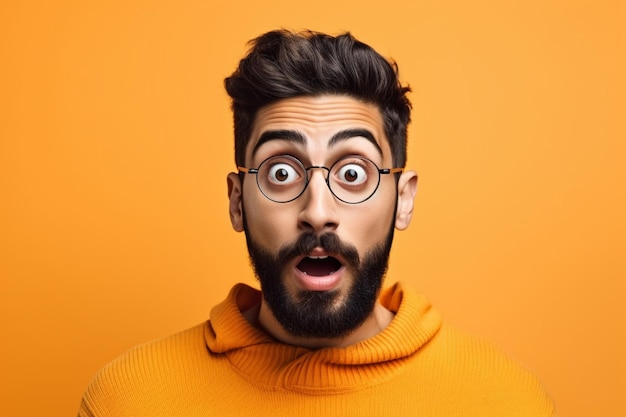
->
xmin=79 ymin=282 xmax=555 ymax=416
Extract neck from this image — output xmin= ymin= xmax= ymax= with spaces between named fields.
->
xmin=243 ymin=300 xmax=394 ymax=349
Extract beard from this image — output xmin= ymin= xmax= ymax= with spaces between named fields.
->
xmin=244 ymin=221 xmax=395 ymax=340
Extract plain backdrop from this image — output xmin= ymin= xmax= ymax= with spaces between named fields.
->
xmin=1 ymin=1 xmax=624 ymax=416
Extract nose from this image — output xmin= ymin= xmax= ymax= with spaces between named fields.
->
xmin=297 ymin=169 xmax=339 ymax=233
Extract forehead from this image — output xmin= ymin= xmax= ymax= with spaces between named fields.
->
xmin=246 ymin=95 xmax=388 ymax=162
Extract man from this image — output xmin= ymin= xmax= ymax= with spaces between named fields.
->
xmin=79 ymin=30 xmax=555 ymax=416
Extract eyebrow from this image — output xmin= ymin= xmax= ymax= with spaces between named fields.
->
xmin=251 ymin=128 xmax=383 ymax=158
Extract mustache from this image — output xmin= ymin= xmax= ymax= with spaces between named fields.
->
xmin=276 ymin=233 xmax=360 ymax=269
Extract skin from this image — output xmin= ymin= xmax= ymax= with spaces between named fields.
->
xmin=227 ymin=95 xmax=418 ymax=349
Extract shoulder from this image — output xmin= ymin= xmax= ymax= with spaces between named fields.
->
xmin=79 ymin=323 xmax=208 ymax=417
xmin=416 ymin=323 xmax=556 ymax=416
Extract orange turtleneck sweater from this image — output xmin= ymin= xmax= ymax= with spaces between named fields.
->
xmin=79 ymin=283 xmax=555 ymax=416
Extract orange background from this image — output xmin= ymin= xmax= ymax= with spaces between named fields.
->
xmin=1 ymin=1 xmax=624 ymax=416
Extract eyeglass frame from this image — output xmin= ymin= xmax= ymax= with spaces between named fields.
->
xmin=237 ymin=154 xmax=404 ymax=204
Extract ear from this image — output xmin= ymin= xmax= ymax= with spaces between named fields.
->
xmin=395 ymin=170 xmax=418 ymax=231
xmin=227 ymin=172 xmax=244 ymax=232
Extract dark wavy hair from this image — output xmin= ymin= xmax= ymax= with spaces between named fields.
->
xmin=224 ymin=29 xmax=412 ymax=167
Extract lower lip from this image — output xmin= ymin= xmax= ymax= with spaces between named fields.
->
xmin=293 ymin=266 xmax=345 ymax=292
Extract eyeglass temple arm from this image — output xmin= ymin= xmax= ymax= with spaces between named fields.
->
xmin=237 ymin=167 xmax=258 ymax=174
xmin=379 ymin=168 xmax=404 ymax=174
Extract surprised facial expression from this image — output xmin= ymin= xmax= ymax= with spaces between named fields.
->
xmin=228 ymin=95 xmax=414 ymax=339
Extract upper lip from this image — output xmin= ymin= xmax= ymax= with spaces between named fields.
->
xmin=295 ymin=247 xmax=345 ymax=266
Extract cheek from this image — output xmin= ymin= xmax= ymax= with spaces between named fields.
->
xmin=339 ymin=199 xmax=396 ymax=247
xmin=243 ymin=196 xmax=296 ymax=249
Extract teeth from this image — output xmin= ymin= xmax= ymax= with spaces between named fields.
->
xmin=308 ymin=256 xmax=328 ymax=260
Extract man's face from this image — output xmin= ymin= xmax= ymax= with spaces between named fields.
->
xmin=228 ymin=95 xmax=414 ymax=339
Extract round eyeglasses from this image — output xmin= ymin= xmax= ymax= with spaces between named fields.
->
xmin=238 ymin=155 xmax=403 ymax=204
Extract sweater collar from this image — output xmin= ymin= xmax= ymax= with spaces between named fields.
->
xmin=205 ymin=282 xmax=442 ymax=391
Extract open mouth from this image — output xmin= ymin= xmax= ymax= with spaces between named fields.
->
xmin=296 ymin=256 xmax=342 ymax=276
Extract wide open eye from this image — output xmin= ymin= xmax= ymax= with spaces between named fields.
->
xmin=335 ymin=162 xmax=368 ymax=186
xmin=266 ymin=161 xmax=301 ymax=185
xmin=256 ymin=155 xmax=307 ymax=202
